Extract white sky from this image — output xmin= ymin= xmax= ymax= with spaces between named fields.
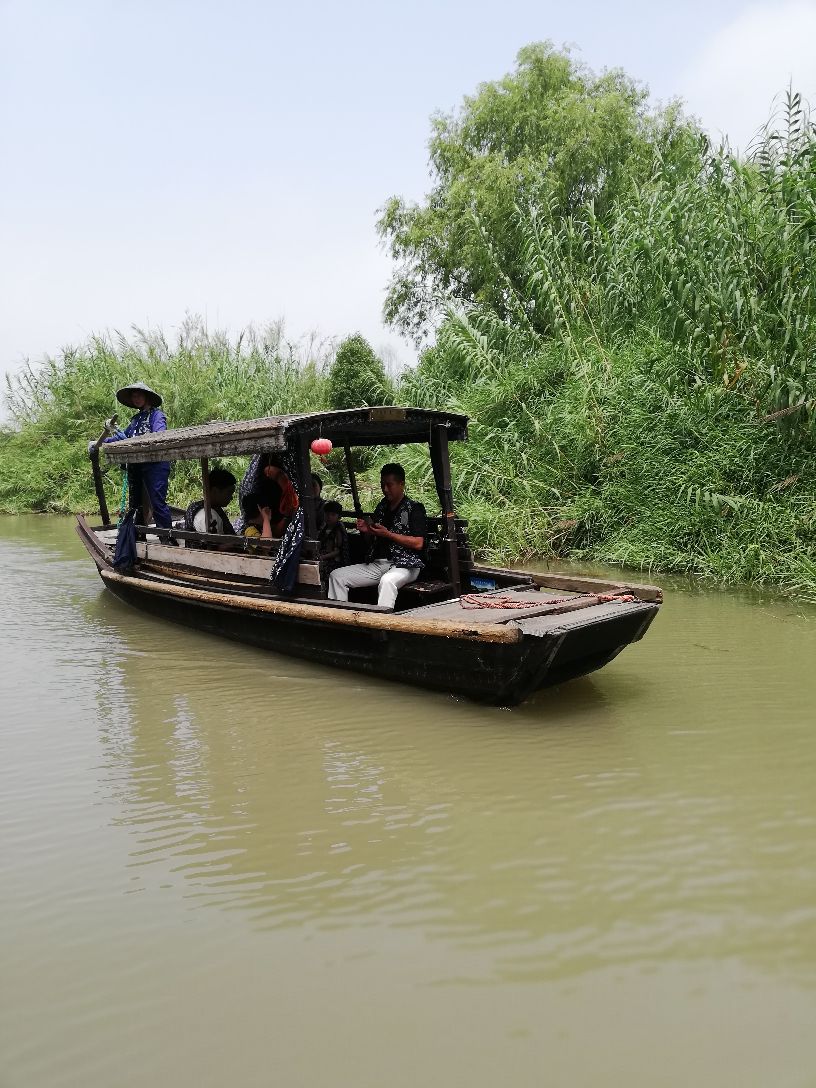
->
xmin=2 ymin=0 xmax=815 ymax=386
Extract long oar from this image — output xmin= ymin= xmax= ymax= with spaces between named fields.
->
xmin=87 ymin=415 xmax=118 ymax=526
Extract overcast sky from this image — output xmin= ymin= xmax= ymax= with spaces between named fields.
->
xmin=2 ymin=0 xmax=816 ymax=385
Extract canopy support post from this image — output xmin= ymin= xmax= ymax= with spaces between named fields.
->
xmin=296 ymin=437 xmax=319 ymax=545
xmin=431 ymin=424 xmax=461 ymax=597
xmin=344 ymin=442 xmax=363 ymax=516
xmin=200 ymin=457 xmax=211 ymax=533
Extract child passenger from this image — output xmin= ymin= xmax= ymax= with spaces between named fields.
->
xmin=183 ymin=468 xmax=237 ymax=542
xmin=318 ymin=500 xmax=349 ymax=588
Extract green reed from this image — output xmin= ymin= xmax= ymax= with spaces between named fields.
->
xmin=0 ymin=319 xmax=333 ymax=514
xmin=381 ymin=91 xmax=816 ymax=598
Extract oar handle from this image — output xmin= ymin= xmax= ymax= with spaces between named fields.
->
xmin=90 ymin=414 xmax=118 ymax=453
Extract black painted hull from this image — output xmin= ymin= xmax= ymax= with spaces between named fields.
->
xmin=77 ymin=514 xmax=658 ymax=705
xmin=101 ymin=574 xmax=657 ymax=705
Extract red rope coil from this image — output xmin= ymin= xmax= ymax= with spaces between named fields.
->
xmin=460 ymin=591 xmax=638 ymax=610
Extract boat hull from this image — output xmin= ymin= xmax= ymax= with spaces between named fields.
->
xmin=98 ymin=566 xmax=657 ymax=706
xmin=78 ymin=515 xmax=659 ymax=705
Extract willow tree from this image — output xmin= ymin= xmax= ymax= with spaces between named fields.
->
xmin=377 ymin=41 xmax=700 ymax=340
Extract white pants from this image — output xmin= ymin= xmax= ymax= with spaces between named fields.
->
xmin=328 ymin=560 xmax=420 ymax=609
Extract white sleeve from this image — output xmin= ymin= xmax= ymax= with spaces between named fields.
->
xmin=192 ymin=509 xmax=209 ymax=533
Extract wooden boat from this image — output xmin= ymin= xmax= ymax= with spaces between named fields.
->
xmin=77 ymin=407 xmax=661 ymax=705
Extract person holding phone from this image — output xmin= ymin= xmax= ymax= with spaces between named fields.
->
xmin=328 ymin=463 xmax=426 ymax=609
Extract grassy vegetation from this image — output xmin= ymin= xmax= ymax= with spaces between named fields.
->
xmin=0 ymin=320 xmax=398 ymax=518
xmin=0 ymin=320 xmax=332 ymax=514
xmin=397 ymin=325 xmax=816 ymax=600
xmin=391 ymin=84 xmax=816 ymax=600
xmin=4 ymin=303 xmax=816 ymax=601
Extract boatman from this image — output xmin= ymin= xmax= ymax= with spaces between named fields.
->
xmin=328 ymin=463 xmax=426 ymax=610
xmin=102 ymin=381 xmax=172 ymax=530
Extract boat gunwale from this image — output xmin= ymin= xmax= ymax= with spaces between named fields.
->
xmin=78 ymin=515 xmax=661 ymax=642
xmin=98 ymin=566 xmax=524 ymax=644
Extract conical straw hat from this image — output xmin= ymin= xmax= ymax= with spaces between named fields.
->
xmin=115 ymin=381 xmax=163 ymax=408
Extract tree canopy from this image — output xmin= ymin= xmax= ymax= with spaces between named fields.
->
xmin=377 ymin=42 xmax=701 ymax=340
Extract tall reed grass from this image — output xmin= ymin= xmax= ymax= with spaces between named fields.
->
xmin=0 ymin=318 xmax=333 ymax=513
xmin=395 ymin=95 xmax=816 ymax=598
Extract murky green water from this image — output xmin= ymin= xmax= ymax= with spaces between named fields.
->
xmin=1 ymin=515 xmax=815 ymax=1087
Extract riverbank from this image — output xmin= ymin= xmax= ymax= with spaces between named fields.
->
xmin=375 ymin=49 xmax=816 ymax=602
xmin=3 ymin=321 xmax=816 ymax=603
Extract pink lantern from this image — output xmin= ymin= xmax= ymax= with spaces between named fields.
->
xmin=310 ymin=437 xmax=333 ymax=456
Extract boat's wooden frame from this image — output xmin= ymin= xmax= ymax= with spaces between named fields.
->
xmin=77 ymin=406 xmax=661 ymax=704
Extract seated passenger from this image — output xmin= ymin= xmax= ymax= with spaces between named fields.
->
xmin=244 ymin=505 xmax=276 ymax=549
xmin=184 ymin=468 xmax=237 ymax=544
xmin=318 ymin=500 xmax=350 ymax=588
xmin=241 ymin=454 xmax=299 ymax=538
xmin=328 ymin=463 xmax=426 ymax=610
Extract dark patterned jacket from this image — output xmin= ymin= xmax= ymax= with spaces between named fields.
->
xmin=369 ymin=495 xmax=426 ymax=569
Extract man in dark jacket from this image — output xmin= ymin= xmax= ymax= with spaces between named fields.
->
xmin=328 ymin=463 xmax=426 ymax=609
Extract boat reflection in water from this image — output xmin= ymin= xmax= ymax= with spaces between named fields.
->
xmin=94 ymin=599 xmax=632 ymax=965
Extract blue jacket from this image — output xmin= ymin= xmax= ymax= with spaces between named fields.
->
xmin=105 ymin=407 xmax=167 ymax=442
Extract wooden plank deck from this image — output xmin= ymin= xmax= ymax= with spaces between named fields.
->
xmin=516 ymin=598 xmax=656 ymax=636
xmin=406 ymin=586 xmax=586 ymax=625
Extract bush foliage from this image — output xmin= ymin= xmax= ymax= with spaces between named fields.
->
xmin=377 ymin=41 xmax=698 ymax=341
xmin=327 ymin=334 xmax=393 ymax=410
xmin=388 ymin=76 xmax=816 ymax=596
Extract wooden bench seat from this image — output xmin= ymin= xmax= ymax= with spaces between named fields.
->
xmin=396 ymin=579 xmax=455 ymax=609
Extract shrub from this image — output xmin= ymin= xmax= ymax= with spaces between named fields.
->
xmin=327 ymin=335 xmax=393 ymax=410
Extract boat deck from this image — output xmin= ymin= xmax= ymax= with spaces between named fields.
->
xmin=91 ymin=527 xmax=645 ymax=625
xmin=408 ymin=586 xmax=592 ymax=625
xmin=405 ymin=585 xmax=656 ymax=640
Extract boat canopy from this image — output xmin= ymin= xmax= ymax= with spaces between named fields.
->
xmin=102 ymin=407 xmax=470 ymax=465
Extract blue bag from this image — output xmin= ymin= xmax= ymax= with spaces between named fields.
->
xmin=113 ymin=510 xmax=138 ymax=572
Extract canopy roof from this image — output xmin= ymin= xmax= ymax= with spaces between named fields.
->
xmin=102 ymin=407 xmax=469 ymax=464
